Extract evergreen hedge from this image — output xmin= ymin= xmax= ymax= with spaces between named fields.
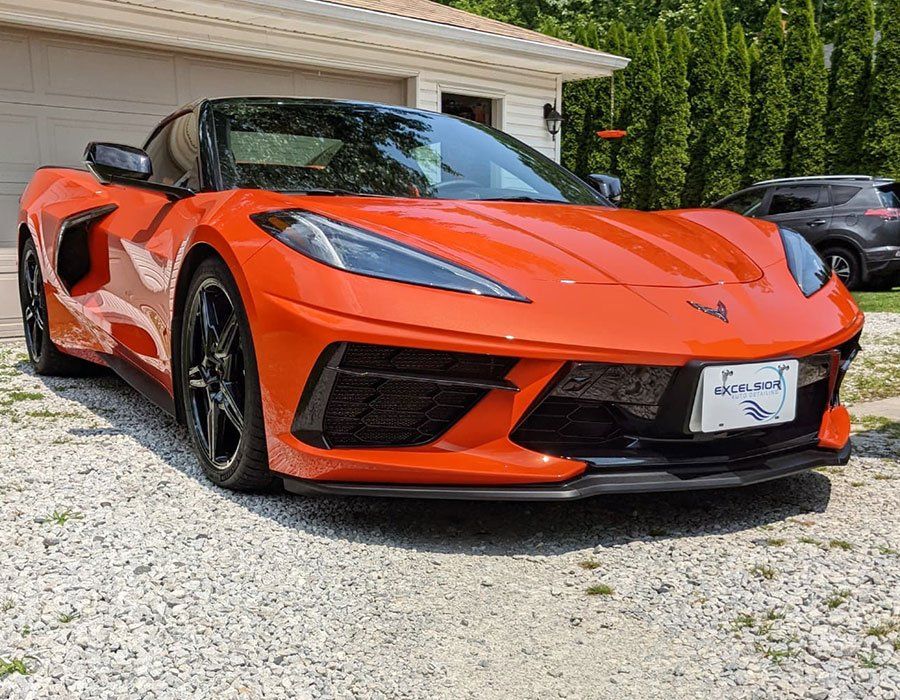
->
xmin=447 ymin=0 xmax=900 ymax=208
xmin=703 ymin=24 xmax=752 ymax=203
xmin=827 ymin=0 xmax=875 ymax=172
xmin=864 ymin=0 xmax=900 ymax=178
xmin=744 ymin=4 xmax=789 ymax=184
xmin=650 ymin=28 xmax=692 ymax=209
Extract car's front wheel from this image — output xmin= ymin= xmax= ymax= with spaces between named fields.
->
xmin=820 ymin=245 xmax=861 ymax=290
xmin=180 ymin=258 xmax=273 ymax=491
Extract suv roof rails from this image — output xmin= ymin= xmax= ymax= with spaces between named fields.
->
xmin=753 ymin=175 xmax=888 ymax=185
xmin=753 ymin=175 xmax=876 ymax=185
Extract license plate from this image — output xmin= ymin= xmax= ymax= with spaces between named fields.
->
xmin=690 ymin=360 xmax=799 ymax=433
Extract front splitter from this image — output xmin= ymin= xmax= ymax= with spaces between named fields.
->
xmin=282 ymin=442 xmax=851 ymax=501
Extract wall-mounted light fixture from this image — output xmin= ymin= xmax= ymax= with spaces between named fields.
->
xmin=543 ymin=102 xmax=563 ymax=140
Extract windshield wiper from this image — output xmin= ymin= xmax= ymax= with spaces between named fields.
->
xmin=477 ymin=195 xmax=569 ymax=204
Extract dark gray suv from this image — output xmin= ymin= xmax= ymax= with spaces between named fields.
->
xmin=713 ymin=176 xmax=900 ymax=290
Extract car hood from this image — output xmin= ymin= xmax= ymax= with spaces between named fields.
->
xmin=293 ymin=198 xmax=767 ymax=289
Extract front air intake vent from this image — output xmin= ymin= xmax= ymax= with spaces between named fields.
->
xmin=512 ymin=352 xmax=845 ymax=460
xmin=293 ymin=343 xmax=517 ymax=448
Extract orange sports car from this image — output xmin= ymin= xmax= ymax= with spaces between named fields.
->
xmin=17 ymin=97 xmax=863 ymax=499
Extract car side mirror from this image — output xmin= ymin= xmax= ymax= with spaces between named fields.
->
xmin=83 ymin=141 xmax=192 ymax=201
xmin=587 ymin=174 xmax=622 ymax=204
xmin=84 ymin=142 xmax=152 ymax=182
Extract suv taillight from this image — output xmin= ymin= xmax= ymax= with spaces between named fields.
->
xmin=864 ymin=208 xmax=900 ymax=220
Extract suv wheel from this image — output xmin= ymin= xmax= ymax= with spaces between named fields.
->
xmin=820 ymin=246 xmax=861 ymax=290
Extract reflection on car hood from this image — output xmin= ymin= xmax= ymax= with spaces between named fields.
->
xmin=291 ymin=197 xmax=772 ymax=289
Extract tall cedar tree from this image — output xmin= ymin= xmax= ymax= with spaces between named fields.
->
xmin=618 ymin=26 xmax=661 ymax=209
xmin=747 ymin=40 xmax=761 ymax=142
xmin=654 ymin=21 xmax=669 ymax=58
xmin=864 ymin=0 xmax=900 ymax=177
xmin=650 ymin=28 xmax=691 ymax=209
xmin=745 ymin=4 xmax=789 ymax=184
xmin=560 ymin=21 xmax=611 ymax=176
xmin=783 ymin=0 xmax=828 ymax=175
xmin=827 ymin=0 xmax=875 ymax=171
xmin=578 ymin=22 xmax=615 ymax=174
xmin=703 ymin=24 xmax=751 ymax=203
xmin=683 ymin=0 xmax=728 ymax=206
xmin=606 ymin=23 xmax=634 ymax=175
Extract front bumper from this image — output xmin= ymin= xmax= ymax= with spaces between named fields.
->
xmin=283 ymin=441 xmax=851 ymax=500
xmin=242 ymin=241 xmax=864 ymax=486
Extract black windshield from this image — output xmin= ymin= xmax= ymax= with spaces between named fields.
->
xmin=208 ymin=99 xmax=604 ymax=205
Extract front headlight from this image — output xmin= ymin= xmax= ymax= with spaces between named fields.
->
xmin=251 ymin=210 xmax=528 ymax=302
xmin=779 ymin=227 xmax=832 ymax=296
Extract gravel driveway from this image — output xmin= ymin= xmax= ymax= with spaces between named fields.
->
xmin=2 ymin=315 xmax=898 ymax=699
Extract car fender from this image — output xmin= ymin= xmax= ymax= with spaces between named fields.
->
xmin=171 ymin=194 xmax=277 ymax=321
xmin=18 ymin=169 xmax=115 ymax=285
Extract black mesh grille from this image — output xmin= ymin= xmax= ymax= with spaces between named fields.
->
xmin=323 ymin=374 xmax=486 ymax=447
xmin=510 ymin=397 xmax=621 ymax=451
xmin=311 ymin=344 xmax=517 ymax=448
xmin=513 ymin=352 xmax=844 ymax=460
xmin=340 ymin=344 xmax=515 ymax=380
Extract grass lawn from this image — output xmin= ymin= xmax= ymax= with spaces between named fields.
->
xmin=852 ymin=289 xmax=900 ymax=313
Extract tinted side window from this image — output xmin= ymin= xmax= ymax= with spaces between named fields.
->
xmin=831 ymin=185 xmax=861 ymax=206
xmin=145 ymin=112 xmax=200 ymax=189
xmin=877 ymin=184 xmax=900 ymax=208
xmin=719 ymin=188 xmax=766 ymax=216
xmin=769 ymin=185 xmax=828 ymax=215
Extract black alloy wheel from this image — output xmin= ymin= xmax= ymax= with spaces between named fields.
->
xmin=181 ymin=258 xmax=272 ymax=490
xmin=186 ymin=278 xmax=246 ymax=470
xmin=18 ymin=238 xmax=96 ymax=376
xmin=20 ymin=244 xmax=46 ymax=363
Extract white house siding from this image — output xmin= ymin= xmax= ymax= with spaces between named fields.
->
xmin=0 ymin=0 xmax=620 ymax=336
xmin=0 ymin=25 xmax=408 ymax=247
xmin=0 ymin=27 xmax=408 ymax=334
xmin=414 ymin=62 xmax=560 ymax=160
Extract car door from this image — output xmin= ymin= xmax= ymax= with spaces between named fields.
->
xmin=87 ymin=110 xmax=204 ymax=391
xmin=762 ymin=184 xmax=833 ymax=245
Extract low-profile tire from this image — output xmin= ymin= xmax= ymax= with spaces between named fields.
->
xmin=179 ymin=257 xmax=274 ymax=491
xmin=18 ymin=238 xmax=100 ymax=376
xmin=820 ymin=245 xmax=862 ymax=291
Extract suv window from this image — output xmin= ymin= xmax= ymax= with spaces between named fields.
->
xmin=877 ymin=184 xmax=900 ymax=208
xmin=144 ymin=112 xmax=200 ymax=189
xmin=719 ymin=188 xmax=766 ymax=216
xmin=768 ymin=185 xmax=828 ymax=215
xmin=831 ymin=185 xmax=861 ymax=206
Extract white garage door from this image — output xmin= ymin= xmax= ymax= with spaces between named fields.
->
xmin=0 ymin=27 xmax=407 ymax=335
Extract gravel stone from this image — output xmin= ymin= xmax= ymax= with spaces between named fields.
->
xmin=1 ymin=315 xmax=898 ymax=698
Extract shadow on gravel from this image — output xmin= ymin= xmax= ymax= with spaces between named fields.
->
xmin=19 ymin=363 xmax=856 ymax=556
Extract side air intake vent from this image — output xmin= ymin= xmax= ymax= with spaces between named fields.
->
xmin=293 ymin=343 xmax=517 ymax=448
xmin=55 ymin=204 xmax=117 ymax=293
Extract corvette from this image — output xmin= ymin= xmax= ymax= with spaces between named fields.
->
xmin=17 ymin=97 xmax=863 ymax=499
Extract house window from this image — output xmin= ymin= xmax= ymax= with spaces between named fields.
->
xmin=441 ymin=92 xmax=495 ymax=126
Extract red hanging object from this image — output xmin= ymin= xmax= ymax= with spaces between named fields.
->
xmin=597 ymin=72 xmax=627 ymax=140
